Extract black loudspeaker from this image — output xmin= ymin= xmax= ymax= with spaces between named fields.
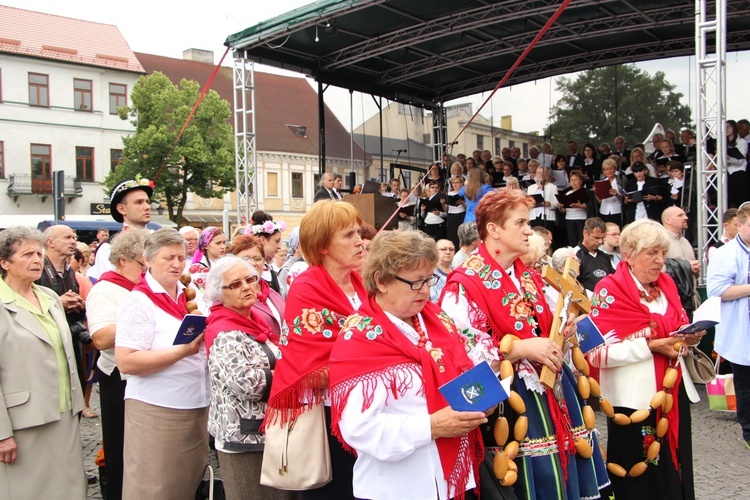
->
xmin=348 ymin=171 xmax=357 ymax=191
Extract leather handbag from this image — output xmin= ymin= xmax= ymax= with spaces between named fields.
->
xmin=683 ymin=346 xmax=716 ymax=384
xmin=260 ymin=402 xmax=332 ymax=490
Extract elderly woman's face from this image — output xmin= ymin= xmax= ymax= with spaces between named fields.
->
xmin=376 ymin=260 xmax=434 ymax=322
xmin=221 ymin=262 xmax=259 ymax=314
xmin=1 ymin=240 xmax=44 ymax=283
xmin=146 ymin=243 xmax=186 ymax=287
xmin=235 ymin=245 xmax=265 ymax=275
xmin=626 ymin=246 xmax=667 ymax=286
xmin=320 ymin=222 xmax=363 ymax=272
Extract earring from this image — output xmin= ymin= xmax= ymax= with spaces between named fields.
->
xmin=494 ymin=248 xmax=501 ymax=255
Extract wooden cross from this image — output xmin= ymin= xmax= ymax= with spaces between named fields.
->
xmin=539 ymin=257 xmax=591 ymax=389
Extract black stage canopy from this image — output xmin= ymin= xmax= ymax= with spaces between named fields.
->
xmin=226 ymin=0 xmax=750 ymax=109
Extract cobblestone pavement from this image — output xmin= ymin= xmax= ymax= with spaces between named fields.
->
xmin=82 ymin=384 xmax=748 ymax=499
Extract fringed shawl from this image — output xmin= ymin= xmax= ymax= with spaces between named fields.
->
xmin=590 ymin=260 xmax=689 ymax=470
xmin=442 ymin=243 xmax=576 ymax=478
xmin=265 ymin=265 xmax=366 ymax=426
xmin=329 ymin=298 xmax=482 ymax=500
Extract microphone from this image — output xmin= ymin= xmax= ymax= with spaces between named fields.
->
xmin=449 ymin=141 xmax=459 ymax=145
xmin=392 ymin=149 xmax=407 ymax=153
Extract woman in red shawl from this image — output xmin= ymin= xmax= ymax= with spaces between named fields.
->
xmin=588 ymin=218 xmax=703 ymax=499
xmin=267 ymin=201 xmax=367 ymax=499
xmin=440 ymin=190 xmax=611 ymax=500
xmin=330 ymin=230 xmax=485 ymax=500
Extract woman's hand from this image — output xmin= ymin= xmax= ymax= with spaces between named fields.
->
xmin=178 ymin=332 xmax=205 ymax=358
xmin=430 ymin=406 xmax=487 ymax=440
xmin=511 ymin=337 xmax=563 ymax=372
xmin=0 ymin=436 xmax=18 ymax=464
xmin=647 ymin=337 xmax=685 ymax=359
xmin=676 ymin=327 xmax=707 ymax=347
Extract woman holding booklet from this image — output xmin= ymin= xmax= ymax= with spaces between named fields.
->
xmin=588 ymin=219 xmax=702 ymax=499
xmin=115 ymin=228 xmax=209 ymax=499
xmin=557 ymin=169 xmax=589 ymax=247
xmin=595 ymin=158 xmax=624 ymax=226
xmin=330 ymin=230 xmax=485 ymax=500
xmin=440 ymin=190 xmax=611 ymax=500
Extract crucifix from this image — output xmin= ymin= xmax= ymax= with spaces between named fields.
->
xmin=539 ymin=256 xmax=591 ymax=389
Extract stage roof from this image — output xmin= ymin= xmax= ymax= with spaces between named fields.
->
xmin=226 ymin=0 xmax=750 ymax=108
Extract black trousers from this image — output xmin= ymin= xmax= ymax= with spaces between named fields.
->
xmin=301 ymin=406 xmax=356 ymax=500
xmin=731 ymin=362 xmax=750 ymax=443
xmin=98 ymin=366 xmax=127 ymax=500
xmin=599 ymin=212 xmax=622 ymax=227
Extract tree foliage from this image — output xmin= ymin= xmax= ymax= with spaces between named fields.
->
xmin=106 ymin=71 xmax=235 ymax=225
xmin=545 ymin=64 xmax=692 ymax=148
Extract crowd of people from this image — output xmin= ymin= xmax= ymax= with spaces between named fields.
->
xmin=2 ymin=122 xmax=750 ymax=500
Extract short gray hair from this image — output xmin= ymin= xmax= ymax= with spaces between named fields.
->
xmin=179 ymin=226 xmax=199 ymax=238
xmin=0 ymin=226 xmax=45 ymax=272
xmin=619 ymin=219 xmax=670 ymax=258
xmin=143 ymin=228 xmax=187 ymax=261
xmin=363 ymin=230 xmax=438 ymax=295
xmin=109 ymin=229 xmax=149 ymax=265
xmin=203 ymin=255 xmax=258 ymax=305
xmin=551 ymin=246 xmax=577 ymax=273
xmin=457 ymin=222 xmax=478 ymax=247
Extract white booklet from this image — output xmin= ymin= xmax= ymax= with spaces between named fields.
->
xmin=670 ymin=295 xmax=720 ymax=336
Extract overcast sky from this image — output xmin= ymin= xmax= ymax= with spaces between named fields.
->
xmin=10 ymin=0 xmax=750 ymax=141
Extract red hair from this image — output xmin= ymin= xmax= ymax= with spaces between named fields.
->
xmin=475 ymin=190 xmax=534 ymax=241
xmin=227 ymin=234 xmax=265 ymax=259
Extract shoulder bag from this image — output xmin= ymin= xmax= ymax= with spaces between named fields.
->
xmin=683 ymin=346 xmax=716 ymax=384
xmin=260 ymin=402 xmax=332 ymax=490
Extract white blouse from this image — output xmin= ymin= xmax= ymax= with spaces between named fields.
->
xmin=337 ymin=312 xmax=476 ymax=500
xmin=116 ymin=272 xmax=210 ymax=409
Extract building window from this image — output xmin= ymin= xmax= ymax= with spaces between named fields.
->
xmin=31 ymin=144 xmax=52 ymax=194
xmin=29 ymin=73 xmax=49 ymax=107
xmin=266 ymin=172 xmax=279 ymax=197
xmin=476 ymin=135 xmax=484 ymax=150
xmin=0 ymin=141 xmax=4 ymax=178
xmin=110 ymin=149 xmax=122 ymax=171
xmin=522 ymin=143 xmax=529 ymax=158
xmin=109 ymin=83 xmax=127 ymax=114
xmin=494 ymin=138 xmax=501 ymax=155
xmin=508 ymin=140 xmax=516 ymax=148
xmin=74 ymin=79 xmax=93 ymax=111
xmin=76 ymin=147 xmax=94 ymax=181
xmin=292 ymin=172 xmax=304 ymax=198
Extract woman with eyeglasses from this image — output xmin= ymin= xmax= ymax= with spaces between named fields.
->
xmin=227 ymin=235 xmax=286 ymax=340
xmin=266 ymin=200 xmax=367 ymax=499
xmin=115 ymin=229 xmax=209 ymax=499
xmin=329 ymin=230 xmax=486 ymax=500
xmin=203 ymin=256 xmax=296 ymax=500
xmin=85 ymin=228 xmax=149 ymax=500
xmin=440 ymin=190 xmax=611 ymax=500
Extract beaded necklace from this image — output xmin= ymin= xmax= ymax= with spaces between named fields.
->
xmin=639 ymin=284 xmax=661 ymax=303
xmin=411 ymin=315 xmax=428 ymax=348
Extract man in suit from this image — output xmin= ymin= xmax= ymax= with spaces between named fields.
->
xmin=332 ymin=173 xmax=344 ymax=200
xmin=567 ymin=141 xmax=585 ymax=170
xmin=314 ymin=172 xmax=337 ymax=202
xmin=613 ymin=136 xmax=630 ymax=169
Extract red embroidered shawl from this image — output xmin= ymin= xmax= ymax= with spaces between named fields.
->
xmin=590 ymin=260 xmax=689 ymax=470
xmin=329 ymin=298 xmax=482 ymax=500
xmin=266 ymin=264 xmax=367 ymax=425
xmin=442 ymin=243 xmax=576 ymax=476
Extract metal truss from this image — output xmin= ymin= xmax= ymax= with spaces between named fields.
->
xmin=695 ymin=0 xmax=727 ymax=284
xmin=432 ymin=104 xmax=447 ymax=164
xmin=232 ymin=52 xmax=257 ymax=226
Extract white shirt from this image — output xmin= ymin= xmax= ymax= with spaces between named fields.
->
xmin=598 ymin=177 xmax=621 ymax=215
xmin=116 ymin=272 xmax=210 ymax=409
xmin=337 ymin=312 xmax=475 ymax=500
xmin=635 ymin=180 xmax=648 ymax=220
xmin=87 ymin=279 xmax=131 ymax=376
xmin=527 ymin=182 xmax=558 ymax=221
xmin=87 ymin=242 xmax=114 ymax=280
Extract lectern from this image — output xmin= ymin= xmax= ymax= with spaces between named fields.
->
xmin=343 ymin=193 xmax=399 ymax=231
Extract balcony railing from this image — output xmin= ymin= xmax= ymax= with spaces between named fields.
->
xmin=7 ymin=173 xmax=83 ymax=199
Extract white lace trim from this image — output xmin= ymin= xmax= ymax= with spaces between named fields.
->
xmin=115 ymin=292 xmax=156 ymax=350
xmin=517 ymin=359 xmax=546 ymax=394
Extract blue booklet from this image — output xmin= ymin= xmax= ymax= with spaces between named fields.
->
xmin=173 ymin=314 xmax=207 ymax=345
xmin=439 ymin=361 xmax=509 ymax=412
xmin=576 ymin=315 xmax=606 ymax=354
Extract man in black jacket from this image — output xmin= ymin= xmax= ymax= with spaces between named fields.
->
xmin=575 ymin=217 xmax=614 ymax=293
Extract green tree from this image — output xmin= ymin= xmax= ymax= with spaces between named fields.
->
xmin=545 ymin=64 xmax=692 ymax=149
xmin=106 ymin=71 xmax=235 ymax=225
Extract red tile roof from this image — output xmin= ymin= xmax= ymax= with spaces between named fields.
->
xmin=0 ymin=6 xmax=143 ymax=73
xmin=135 ymin=52 xmax=369 ymax=160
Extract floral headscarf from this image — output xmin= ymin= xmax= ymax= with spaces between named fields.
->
xmin=191 ymin=226 xmax=222 ymax=265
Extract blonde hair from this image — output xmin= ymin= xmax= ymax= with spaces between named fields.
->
xmin=619 ymin=219 xmax=670 ymax=258
xmin=523 ymin=233 xmax=547 ymax=268
xmin=464 ymin=166 xmax=486 ymax=201
xmin=299 ymin=201 xmax=363 ymax=266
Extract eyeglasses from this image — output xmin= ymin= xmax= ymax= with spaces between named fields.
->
xmin=221 ymin=275 xmax=259 ymax=291
xmin=133 ymin=258 xmax=147 ymax=269
xmin=242 ymin=256 xmax=265 ymax=264
xmin=394 ymin=274 xmax=439 ymax=290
